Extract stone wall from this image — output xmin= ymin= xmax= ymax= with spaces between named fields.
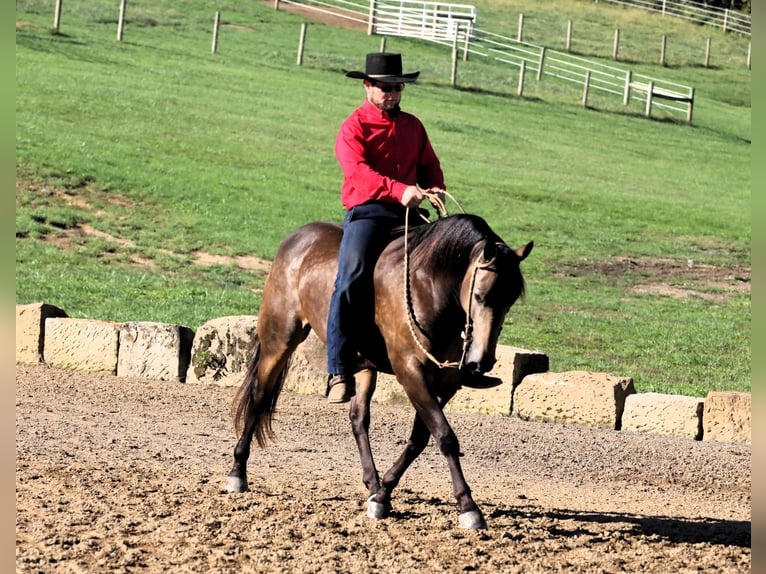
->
xmin=15 ymin=302 xmax=751 ymax=444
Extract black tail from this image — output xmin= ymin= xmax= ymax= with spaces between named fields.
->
xmin=231 ymin=338 xmax=289 ymax=449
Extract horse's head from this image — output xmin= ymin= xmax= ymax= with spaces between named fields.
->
xmin=458 ymin=238 xmax=533 ymax=376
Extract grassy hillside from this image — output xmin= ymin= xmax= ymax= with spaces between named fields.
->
xmin=15 ymin=0 xmax=750 ymax=396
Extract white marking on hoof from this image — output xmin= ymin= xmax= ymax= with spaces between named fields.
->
xmin=225 ymin=475 xmax=249 ymax=493
xmin=366 ymin=495 xmax=389 ymax=520
xmin=458 ymin=510 xmax=487 ymax=529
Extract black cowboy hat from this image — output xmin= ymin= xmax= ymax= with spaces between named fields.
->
xmin=344 ymin=53 xmax=420 ymax=84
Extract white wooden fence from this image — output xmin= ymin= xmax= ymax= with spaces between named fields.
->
xmin=457 ymin=29 xmax=696 ymax=122
xmin=593 ymin=0 xmax=750 ymax=36
xmin=280 ymin=0 xmax=700 ymax=122
xmin=370 ymin=0 xmax=476 ymax=40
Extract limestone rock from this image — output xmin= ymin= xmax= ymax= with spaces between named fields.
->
xmin=15 ymin=302 xmax=68 ymax=364
xmin=186 ymin=316 xmax=258 ymax=387
xmin=512 ymin=370 xmax=635 ymax=430
xmin=622 ymin=392 xmax=704 ymax=440
xmin=703 ymin=391 xmax=751 ymax=444
xmin=44 ymin=318 xmax=120 ymax=374
xmin=117 ymin=321 xmax=195 ymax=382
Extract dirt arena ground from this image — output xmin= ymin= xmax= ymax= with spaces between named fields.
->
xmin=16 ymin=363 xmax=749 ymax=573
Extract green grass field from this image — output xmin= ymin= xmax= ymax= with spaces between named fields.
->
xmin=15 ymin=0 xmax=750 ymax=396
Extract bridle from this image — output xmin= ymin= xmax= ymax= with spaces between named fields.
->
xmin=402 ymin=192 xmax=500 ymax=370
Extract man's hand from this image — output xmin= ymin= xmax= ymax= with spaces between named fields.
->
xmin=400 ymin=185 xmax=424 ymax=209
xmin=426 ymin=187 xmax=446 ymax=207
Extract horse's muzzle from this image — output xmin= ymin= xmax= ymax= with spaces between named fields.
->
xmin=462 ymin=357 xmax=496 ymax=376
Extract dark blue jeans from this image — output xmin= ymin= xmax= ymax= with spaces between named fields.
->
xmin=326 ymin=201 xmax=413 ymax=376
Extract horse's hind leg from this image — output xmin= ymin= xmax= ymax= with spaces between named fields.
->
xmin=226 ymin=321 xmax=309 ymax=494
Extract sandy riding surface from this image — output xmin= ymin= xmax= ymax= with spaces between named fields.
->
xmin=16 ymin=364 xmax=750 ymax=573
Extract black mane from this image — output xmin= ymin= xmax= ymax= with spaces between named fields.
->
xmin=403 ymin=214 xmax=501 ymax=272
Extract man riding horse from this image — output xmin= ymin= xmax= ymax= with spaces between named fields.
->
xmin=326 ymin=52 xmax=448 ymax=403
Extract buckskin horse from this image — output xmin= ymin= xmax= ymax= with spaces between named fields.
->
xmin=226 ymin=212 xmax=533 ymax=529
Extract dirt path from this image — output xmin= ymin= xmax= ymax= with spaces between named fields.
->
xmin=16 ymin=364 xmax=750 ymax=573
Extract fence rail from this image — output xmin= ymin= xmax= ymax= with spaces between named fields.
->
xmin=592 ymin=0 xmax=750 ymax=36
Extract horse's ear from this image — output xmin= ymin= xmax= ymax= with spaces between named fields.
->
xmin=515 ymin=241 xmax=534 ymax=262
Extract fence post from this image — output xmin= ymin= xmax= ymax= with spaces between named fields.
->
xmin=660 ymin=34 xmax=667 ymax=66
xmin=536 ymin=47 xmax=545 ymax=81
xmin=704 ymin=38 xmax=711 ymax=67
xmin=686 ymin=87 xmax=695 ymax=124
xmin=566 ymin=20 xmax=572 ymax=52
xmin=117 ymin=0 xmax=127 ymax=42
xmin=274 ymin=0 xmax=280 ymax=9
xmin=582 ymin=70 xmax=591 ymax=108
xmin=644 ymin=81 xmax=654 ymax=118
xmin=518 ymin=60 xmax=526 ymax=97
xmin=623 ymin=70 xmax=632 ymax=106
xmin=450 ymin=30 xmax=459 ymax=87
xmin=380 ymin=36 xmax=386 ymax=52
xmin=53 ymin=0 xmax=63 ymax=34
xmin=612 ymin=28 xmax=620 ymax=60
xmin=297 ymin=23 xmax=307 ymax=65
xmin=723 ymin=9 xmax=729 ymax=33
xmin=747 ymin=41 xmax=751 ymax=70
xmin=517 ymin=13 xmax=524 ymax=43
xmin=368 ymin=0 xmax=375 ymax=35
xmin=463 ymin=20 xmax=472 ymax=61
xmin=212 ymin=11 xmax=221 ymax=54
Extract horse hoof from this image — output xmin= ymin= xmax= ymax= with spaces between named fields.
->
xmin=458 ymin=510 xmax=487 ymax=529
xmin=225 ymin=475 xmax=249 ymax=493
xmin=366 ymin=495 xmax=389 ymax=520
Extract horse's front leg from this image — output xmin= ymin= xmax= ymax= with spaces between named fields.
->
xmin=348 ymin=369 xmax=381 ymax=496
xmin=367 ymin=412 xmax=432 ymax=520
xmin=395 ymin=382 xmax=486 ymax=529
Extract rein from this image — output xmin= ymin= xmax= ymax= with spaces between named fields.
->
xmin=403 ymin=190 xmax=479 ymax=370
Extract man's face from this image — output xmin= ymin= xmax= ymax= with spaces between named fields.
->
xmin=364 ymin=80 xmax=405 ymax=111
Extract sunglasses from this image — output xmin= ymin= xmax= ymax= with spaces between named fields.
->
xmin=373 ymin=82 xmax=405 ymax=93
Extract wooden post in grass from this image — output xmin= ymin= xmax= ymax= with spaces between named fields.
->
xmin=582 ymin=70 xmax=591 ymax=108
xmin=566 ymin=20 xmax=572 ymax=52
xmin=517 ymin=14 xmax=524 ymax=43
xmin=536 ymin=47 xmax=545 ymax=81
xmin=518 ymin=60 xmax=526 ymax=97
xmin=686 ymin=88 xmax=695 ymax=124
xmin=380 ymin=36 xmax=386 ymax=52
xmin=704 ymin=38 xmax=711 ymax=68
xmin=644 ymin=81 xmax=654 ymax=118
xmin=117 ymin=0 xmax=127 ymax=42
xmin=368 ymin=0 xmax=375 ymax=35
xmin=53 ymin=0 xmax=63 ymax=33
xmin=747 ymin=42 xmax=751 ymax=70
xmin=450 ymin=30 xmax=458 ymax=87
xmin=660 ymin=35 xmax=667 ymax=66
xmin=297 ymin=23 xmax=308 ymax=65
xmin=463 ymin=20 xmax=472 ymax=61
xmin=612 ymin=28 xmax=620 ymax=60
xmin=212 ymin=11 xmax=221 ymax=54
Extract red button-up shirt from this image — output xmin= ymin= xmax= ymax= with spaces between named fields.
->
xmin=335 ymin=99 xmax=445 ymax=210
